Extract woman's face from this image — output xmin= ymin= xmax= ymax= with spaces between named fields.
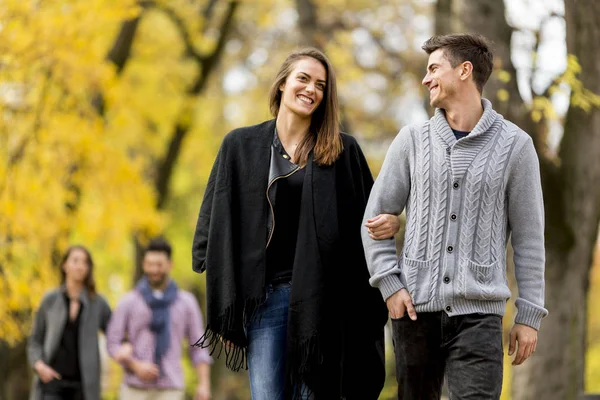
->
xmin=279 ymin=57 xmax=327 ymax=119
xmin=63 ymin=248 xmax=90 ymax=284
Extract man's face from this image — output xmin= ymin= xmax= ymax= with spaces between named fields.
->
xmin=142 ymin=251 xmax=171 ymax=288
xmin=422 ymin=48 xmax=462 ymax=109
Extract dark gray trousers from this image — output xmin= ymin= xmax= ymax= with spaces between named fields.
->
xmin=392 ymin=311 xmax=503 ymax=400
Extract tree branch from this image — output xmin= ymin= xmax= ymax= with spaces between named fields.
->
xmin=107 ymin=17 xmax=142 ymax=72
xmin=191 ymin=1 xmax=238 ymax=94
xmin=203 ymin=0 xmax=219 ymax=20
xmin=154 ymin=1 xmax=238 ymax=210
xmin=528 ymin=12 xmax=562 ymax=99
xmin=93 ymin=13 xmax=143 ymax=115
xmin=147 ymin=2 xmax=203 ymax=63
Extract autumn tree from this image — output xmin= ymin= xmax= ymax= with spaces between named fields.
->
xmin=0 ymin=1 xmax=162 ymax=397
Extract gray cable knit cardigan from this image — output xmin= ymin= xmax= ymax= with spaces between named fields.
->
xmin=362 ymin=99 xmax=548 ymax=329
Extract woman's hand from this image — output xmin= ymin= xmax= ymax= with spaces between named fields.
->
xmin=34 ymin=360 xmax=61 ymax=383
xmin=365 ymin=214 xmax=400 ymax=240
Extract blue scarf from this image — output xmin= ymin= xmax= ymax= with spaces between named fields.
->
xmin=136 ymin=277 xmax=178 ymax=366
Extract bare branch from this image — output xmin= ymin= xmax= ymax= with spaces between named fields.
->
xmin=202 ymin=0 xmax=219 ymax=20
xmin=154 ymin=1 xmax=239 ymax=210
xmin=107 ymin=17 xmax=142 ymax=72
xmin=191 ymin=1 xmax=238 ymax=94
xmin=94 ymin=12 xmax=144 ymax=115
xmin=147 ymin=2 xmax=203 ymax=63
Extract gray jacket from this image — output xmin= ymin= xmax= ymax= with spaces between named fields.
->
xmin=27 ymin=286 xmax=111 ymax=400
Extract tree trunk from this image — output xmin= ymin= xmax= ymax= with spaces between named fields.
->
xmin=435 ymin=0 xmax=453 ymax=35
xmin=0 ymin=341 xmax=31 ymax=400
xmin=514 ymin=2 xmax=600 ymax=398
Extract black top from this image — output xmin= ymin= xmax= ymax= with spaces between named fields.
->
xmin=50 ymin=294 xmax=81 ymax=381
xmin=452 ymin=128 xmax=470 ymax=140
xmin=267 ymin=134 xmax=305 ymax=284
xmin=267 ymin=167 xmax=305 ymax=283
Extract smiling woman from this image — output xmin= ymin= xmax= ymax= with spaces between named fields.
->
xmin=277 ymin=58 xmax=326 ymax=120
xmin=27 ymin=246 xmax=112 ymax=400
xmin=192 ymin=48 xmax=400 ymax=400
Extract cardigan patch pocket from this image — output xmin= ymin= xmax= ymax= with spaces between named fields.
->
xmin=460 ymin=259 xmax=511 ymax=301
xmin=401 ymin=256 xmax=434 ymax=305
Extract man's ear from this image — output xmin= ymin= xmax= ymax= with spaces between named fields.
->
xmin=460 ymin=61 xmax=474 ymax=81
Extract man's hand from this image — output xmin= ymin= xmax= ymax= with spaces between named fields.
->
xmin=34 ymin=360 xmax=61 ymax=383
xmin=194 ymin=382 xmax=211 ymax=400
xmin=114 ymin=342 xmax=133 ymax=364
xmin=509 ymin=323 xmax=538 ymax=365
xmin=386 ymin=288 xmax=417 ymax=320
xmin=365 ymin=214 xmax=400 ymax=240
xmin=131 ymin=360 xmax=160 ymax=382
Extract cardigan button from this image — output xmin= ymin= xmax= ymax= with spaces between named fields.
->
xmin=446 ymin=306 xmax=452 ymax=312
xmin=453 ymin=182 xmax=459 ymax=189
xmin=446 ymin=147 xmax=451 ymax=154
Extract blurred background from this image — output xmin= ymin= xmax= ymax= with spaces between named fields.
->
xmin=1 ymin=0 xmax=599 ymax=399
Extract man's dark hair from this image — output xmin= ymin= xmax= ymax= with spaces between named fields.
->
xmin=144 ymin=237 xmax=172 ymax=259
xmin=422 ymin=33 xmax=493 ymax=94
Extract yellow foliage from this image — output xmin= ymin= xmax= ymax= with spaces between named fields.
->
xmin=0 ymin=0 xmax=160 ymax=344
xmin=560 ymin=55 xmax=600 ymax=113
xmin=497 ymin=69 xmax=512 ymax=83
xmin=497 ymin=89 xmax=510 ymax=103
xmin=530 ymin=96 xmax=557 ymax=123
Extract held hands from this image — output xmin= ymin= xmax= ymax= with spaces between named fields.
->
xmin=509 ymin=323 xmax=538 ymax=366
xmin=34 ymin=360 xmax=61 ymax=383
xmin=114 ymin=342 xmax=158 ymax=382
xmin=365 ymin=214 xmax=400 ymax=240
xmin=386 ymin=288 xmax=417 ymax=321
xmin=131 ymin=360 xmax=160 ymax=382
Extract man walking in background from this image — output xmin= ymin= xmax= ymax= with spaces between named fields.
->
xmin=107 ymin=238 xmax=212 ymax=400
xmin=362 ymin=33 xmax=547 ymax=399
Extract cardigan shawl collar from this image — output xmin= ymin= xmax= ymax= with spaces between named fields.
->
xmin=432 ymin=98 xmax=504 ymax=180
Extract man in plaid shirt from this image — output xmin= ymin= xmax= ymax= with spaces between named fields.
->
xmin=107 ymin=238 xmax=212 ymax=400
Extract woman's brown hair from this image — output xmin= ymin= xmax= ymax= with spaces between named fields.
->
xmin=268 ymin=48 xmax=342 ymax=166
xmin=60 ymin=245 xmax=96 ymax=297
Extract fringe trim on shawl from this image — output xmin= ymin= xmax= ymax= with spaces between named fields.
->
xmin=192 ymin=296 xmax=266 ymax=372
xmin=193 ymin=327 xmax=247 ymax=371
xmin=289 ymin=332 xmax=323 ymax=400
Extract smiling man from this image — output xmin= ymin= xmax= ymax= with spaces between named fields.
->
xmin=106 ymin=238 xmax=212 ymax=400
xmin=361 ymin=33 xmax=548 ymax=399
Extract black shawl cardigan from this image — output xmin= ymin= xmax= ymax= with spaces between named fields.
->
xmin=192 ymin=119 xmax=388 ymax=399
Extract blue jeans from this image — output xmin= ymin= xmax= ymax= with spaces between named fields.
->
xmin=246 ymin=283 xmax=312 ymax=400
